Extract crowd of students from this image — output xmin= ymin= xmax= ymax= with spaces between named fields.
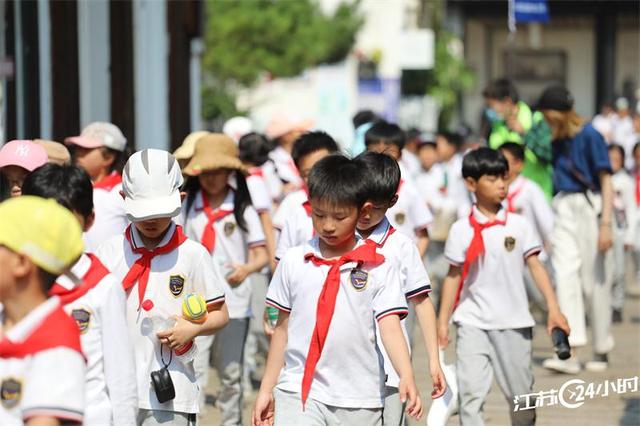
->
xmin=0 ymin=81 xmax=637 ymax=426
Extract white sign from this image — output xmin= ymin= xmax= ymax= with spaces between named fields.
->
xmin=398 ymin=29 xmax=435 ymax=70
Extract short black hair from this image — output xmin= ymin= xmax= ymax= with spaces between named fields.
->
xmin=482 ymin=78 xmax=519 ymax=102
xmin=238 ymin=132 xmax=272 ymax=166
xmin=633 ymin=141 xmax=640 ymax=157
xmin=608 ymin=143 xmax=625 ymax=160
xmin=38 ymin=267 xmax=59 ymax=292
xmin=364 ymin=120 xmax=405 ymax=150
xmin=462 ymin=147 xmax=509 ymax=180
xmin=499 ymin=142 xmax=525 ymax=162
xmin=21 ymin=163 xmax=94 ymax=220
xmin=354 ymin=151 xmax=400 ymax=204
xmin=308 ymin=154 xmax=367 ymax=209
xmin=352 ymin=110 xmax=379 ymax=129
xmin=405 ymin=127 xmax=421 ymax=141
xmin=291 ymin=131 xmax=339 ymax=170
xmin=438 ymin=131 xmax=463 ymax=149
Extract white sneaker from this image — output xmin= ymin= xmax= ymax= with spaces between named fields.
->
xmin=584 ymin=354 xmax=608 ymax=372
xmin=542 ymin=357 xmax=581 ymax=374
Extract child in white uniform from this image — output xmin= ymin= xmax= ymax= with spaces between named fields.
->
xmin=180 ymin=135 xmax=268 ymax=425
xmin=253 ymin=154 xmax=423 ymax=425
xmin=22 ymin=163 xmax=138 ymax=425
xmin=96 ymin=149 xmax=229 ymax=426
xmin=0 ymin=196 xmax=86 ymax=425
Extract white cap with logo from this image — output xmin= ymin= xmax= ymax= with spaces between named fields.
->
xmin=122 ymin=149 xmax=184 ymax=222
xmin=65 ymin=122 xmax=127 ymax=152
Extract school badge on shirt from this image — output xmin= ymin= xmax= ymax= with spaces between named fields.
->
xmin=504 ymin=236 xmax=516 ymax=252
xmin=169 ymin=275 xmax=185 ymax=297
xmin=394 ymin=212 xmax=406 ymax=226
xmin=224 ymin=221 xmax=236 ymax=237
xmin=1 ymin=378 xmax=22 ymax=408
xmin=350 ymin=269 xmax=368 ymax=291
xmin=71 ymin=308 xmax=92 ymax=334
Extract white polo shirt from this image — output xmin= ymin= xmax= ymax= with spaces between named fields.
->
xmin=246 ymin=168 xmax=273 ymax=214
xmin=269 ymin=146 xmax=302 ymax=187
xmin=272 ymin=189 xmax=307 ymax=231
xmin=274 ymin=210 xmax=313 ymax=261
xmin=54 ymin=253 xmax=137 ymax=425
xmin=387 ymin=177 xmax=433 ymax=241
xmin=266 ymin=238 xmax=408 ymax=408
xmin=360 ymin=217 xmax=432 ymax=388
xmin=0 ymin=297 xmax=86 ymax=425
xmin=96 ymin=222 xmax=226 ymax=414
xmin=504 ymin=175 xmax=554 ymax=260
xmin=444 ymin=206 xmax=541 ymax=330
xmin=84 ymin=172 xmax=129 ymax=253
xmin=438 ymin=154 xmax=472 ymax=219
xmin=180 ymin=191 xmax=265 ymax=319
xmin=261 ymin=160 xmax=284 ymax=203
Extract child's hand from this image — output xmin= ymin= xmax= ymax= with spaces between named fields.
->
xmin=546 ymin=308 xmax=571 ymax=337
xmin=252 ymin=390 xmax=274 ymax=426
xmin=156 ymin=316 xmax=199 ymax=349
xmin=227 ymin=264 xmax=251 ymax=286
xmin=437 ymin=319 xmax=450 ymax=349
xmin=429 ymin=360 xmax=447 ymax=399
xmin=262 ymin=309 xmax=275 ymax=338
xmin=399 ymin=375 xmax=423 ymax=420
xmin=598 ymin=225 xmax=613 ymax=252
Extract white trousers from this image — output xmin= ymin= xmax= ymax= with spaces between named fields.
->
xmin=551 ymin=193 xmax=614 ymax=353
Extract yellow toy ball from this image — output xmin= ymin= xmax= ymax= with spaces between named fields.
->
xmin=182 ymin=293 xmax=208 ymax=324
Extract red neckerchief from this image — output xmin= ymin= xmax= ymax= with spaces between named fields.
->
xmin=507 ymin=179 xmax=525 ymax=213
xmin=635 ymin=170 xmax=640 ymax=206
xmin=93 ymin=172 xmax=122 ymax=191
xmin=301 ymin=242 xmax=384 ymax=407
xmin=455 ymin=209 xmax=507 ymax=307
xmin=368 ymin=223 xmax=396 ymax=248
xmin=122 ymin=224 xmax=187 ymax=309
xmin=249 ymin=167 xmax=264 ymax=178
xmin=0 ymin=303 xmax=83 ymax=358
xmin=49 ymin=254 xmax=110 ymax=305
xmin=199 ymin=191 xmax=233 ymax=253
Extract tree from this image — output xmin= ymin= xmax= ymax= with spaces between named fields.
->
xmin=202 ymin=0 xmax=363 ymax=120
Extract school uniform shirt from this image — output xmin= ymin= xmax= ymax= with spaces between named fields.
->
xmin=274 ymin=195 xmax=313 ymax=262
xmin=360 ymin=217 xmax=431 ymax=388
xmin=400 ymin=149 xmax=421 ymax=179
xmin=272 ymin=189 xmax=308 ymax=231
xmin=266 ymin=237 xmax=408 ymax=408
xmin=52 ymin=253 xmax=138 ymax=425
xmin=84 ymin=172 xmax=129 ymax=253
xmin=180 ymin=191 xmax=266 ymax=319
xmin=612 ymin=170 xmax=637 ymax=245
xmin=246 ymin=167 xmax=273 ymax=214
xmin=444 ymin=206 xmax=541 ymax=330
xmin=95 ymin=222 xmax=226 ymax=414
xmin=269 ymin=146 xmax=303 ymax=188
xmin=439 ymin=154 xmax=472 ymax=218
xmin=0 ymin=297 xmax=86 ymax=425
xmin=387 ymin=177 xmax=434 ymax=241
xmin=261 ymin=160 xmax=284 ymax=203
xmin=503 ymin=175 xmax=554 ymax=261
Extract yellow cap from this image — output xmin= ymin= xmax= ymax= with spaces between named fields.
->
xmin=0 ymin=196 xmax=84 ymax=274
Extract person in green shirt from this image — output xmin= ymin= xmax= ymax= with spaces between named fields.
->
xmin=483 ymin=79 xmax=554 ymax=199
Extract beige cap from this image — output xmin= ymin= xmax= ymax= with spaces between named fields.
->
xmin=34 ymin=139 xmax=71 ymax=165
xmin=174 ymin=131 xmax=210 ymax=160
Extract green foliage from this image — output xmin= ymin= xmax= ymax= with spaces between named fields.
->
xmin=428 ymin=30 xmax=475 ymax=129
xmin=202 ymin=0 xmax=363 ymax=120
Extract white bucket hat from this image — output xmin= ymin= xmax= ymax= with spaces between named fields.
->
xmin=122 ymin=149 xmax=184 ymax=221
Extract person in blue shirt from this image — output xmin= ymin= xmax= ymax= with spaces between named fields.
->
xmin=538 ymin=86 xmax=615 ymax=374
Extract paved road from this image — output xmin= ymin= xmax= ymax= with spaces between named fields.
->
xmin=202 ymin=290 xmax=640 ymax=425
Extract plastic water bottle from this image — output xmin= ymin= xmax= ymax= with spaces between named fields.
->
xmin=140 ymin=299 xmax=197 ymax=363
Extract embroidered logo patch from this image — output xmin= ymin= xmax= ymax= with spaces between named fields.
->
xmin=504 ymin=236 xmax=516 ymax=252
xmin=394 ymin=212 xmax=406 ymax=226
xmin=224 ymin=221 xmax=236 ymax=237
xmin=71 ymin=308 xmax=92 ymax=334
xmin=1 ymin=378 xmax=22 ymax=408
xmin=169 ymin=275 xmax=185 ymax=297
xmin=350 ymin=269 xmax=368 ymax=291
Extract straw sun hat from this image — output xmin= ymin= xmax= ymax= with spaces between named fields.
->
xmin=182 ymin=133 xmax=248 ymax=176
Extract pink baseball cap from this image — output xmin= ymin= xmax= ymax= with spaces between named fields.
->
xmin=0 ymin=140 xmax=49 ymax=172
xmin=264 ymin=112 xmax=313 ymax=140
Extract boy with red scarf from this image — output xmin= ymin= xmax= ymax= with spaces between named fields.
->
xmin=437 ymin=148 xmax=569 ymax=425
